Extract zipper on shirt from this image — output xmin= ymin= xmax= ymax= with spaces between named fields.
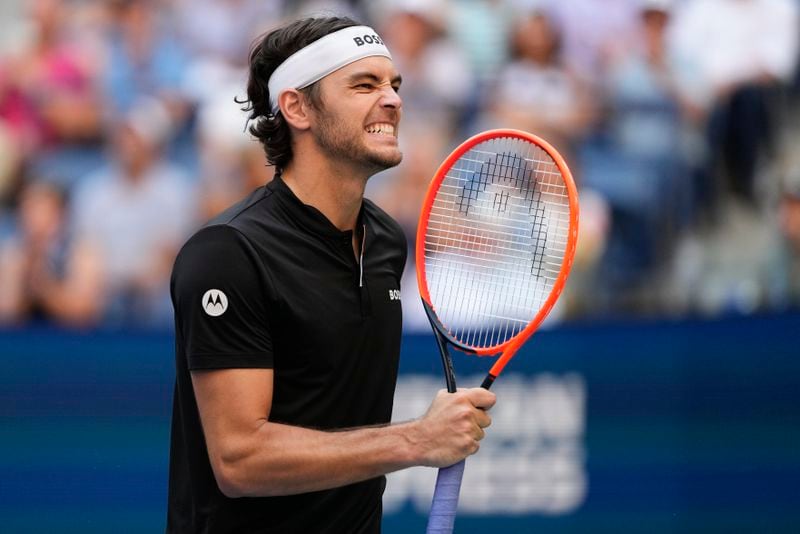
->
xmin=358 ymin=223 xmax=372 ymax=317
xmin=359 ymin=224 xmax=366 ymax=288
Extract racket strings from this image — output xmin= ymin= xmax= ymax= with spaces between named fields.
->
xmin=424 ymin=137 xmax=571 ymax=350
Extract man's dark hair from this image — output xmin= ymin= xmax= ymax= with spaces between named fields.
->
xmin=236 ymin=16 xmax=361 ymax=171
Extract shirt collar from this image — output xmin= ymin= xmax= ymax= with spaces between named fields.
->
xmin=268 ymin=173 xmax=366 ymax=241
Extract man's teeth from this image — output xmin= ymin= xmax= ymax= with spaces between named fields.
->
xmin=366 ymin=123 xmax=395 ymax=135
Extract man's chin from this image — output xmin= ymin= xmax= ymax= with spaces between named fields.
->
xmin=361 ymin=150 xmax=403 ymax=176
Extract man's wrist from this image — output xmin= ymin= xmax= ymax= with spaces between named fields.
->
xmin=394 ymin=419 xmax=426 ymax=467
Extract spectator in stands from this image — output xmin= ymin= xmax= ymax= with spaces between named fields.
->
xmin=0 ymin=179 xmax=103 ymax=326
xmin=0 ymin=0 xmax=103 ymax=188
xmin=581 ymin=0 xmax=691 ymax=311
xmin=0 ymin=119 xmax=22 ymax=207
xmin=68 ymin=99 xmax=197 ymax=327
xmin=446 ymin=0 xmax=513 ymax=121
xmin=482 ymin=6 xmax=594 ymax=161
xmin=602 ymin=0 xmax=689 ymax=164
xmin=669 ymin=0 xmax=800 ymax=207
xmin=376 ymin=0 xmax=474 ymax=135
xmin=174 ymin=0 xmax=283 ymax=66
xmin=773 ymin=178 xmax=800 ymax=306
xmin=100 ymin=0 xmax=191 ymax=126
xmin=195 ymin=84 xmax=274 ymax=219
xmin=176 ymin=1 xmax=282 ymax=219
xmin=545 ymin=0 xmax=639 ymax=88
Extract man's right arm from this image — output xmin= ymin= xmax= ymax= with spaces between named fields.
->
xmin=192 ymin=367 xmax=495 ymax=498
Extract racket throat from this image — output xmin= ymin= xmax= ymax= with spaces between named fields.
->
xmin=435 ymin=330 xmax=458 ymax=393
xmin=422 ymin=299 xmax=458 ymax=393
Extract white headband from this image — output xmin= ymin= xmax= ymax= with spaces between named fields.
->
xmin=267 ymin=25 xmax=392 ymax=114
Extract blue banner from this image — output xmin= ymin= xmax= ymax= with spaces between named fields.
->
xmin=2 ymin=312 xmax=799 ymax=532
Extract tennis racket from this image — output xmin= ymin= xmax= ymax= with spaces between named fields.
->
xmin=416 ymin=129 xmax=579 ymax=533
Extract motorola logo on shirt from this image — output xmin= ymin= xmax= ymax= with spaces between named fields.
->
xmin=202 ymin=289 xmax=228 ymax=316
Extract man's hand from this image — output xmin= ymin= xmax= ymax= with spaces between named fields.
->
xmin=411 ymin=388 xmax=496 ymax=468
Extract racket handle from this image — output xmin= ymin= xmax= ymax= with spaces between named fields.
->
xmin=425 ymin=460 xmax=466 ymax=534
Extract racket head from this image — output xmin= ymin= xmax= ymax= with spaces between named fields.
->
xmin=415 ymin=129 xmax=579 ymax=369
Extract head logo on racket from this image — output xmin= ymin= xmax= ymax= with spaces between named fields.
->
xmin=202 ymin=289 xmax=228 ymax=317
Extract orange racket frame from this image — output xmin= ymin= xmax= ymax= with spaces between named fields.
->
xmin=415 ymin=128 xmax=580 ymax=381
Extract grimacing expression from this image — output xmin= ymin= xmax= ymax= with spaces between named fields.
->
xmin=310 ymin=56 xmax=403 ymax=174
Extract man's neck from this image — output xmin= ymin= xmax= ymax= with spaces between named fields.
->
xmin=280 ymin=150 xmax=370 ymax=233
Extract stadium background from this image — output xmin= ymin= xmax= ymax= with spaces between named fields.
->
xmin=1 ymin=0 xmax=799 ymax=531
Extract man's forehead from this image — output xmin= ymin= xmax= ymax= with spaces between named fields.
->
xmin=330 ymin=56 xmax=401 ymax=82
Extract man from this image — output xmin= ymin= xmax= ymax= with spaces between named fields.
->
xmin=167 ymin=16 xmax=495 ymax=533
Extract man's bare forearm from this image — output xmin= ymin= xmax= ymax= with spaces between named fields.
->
xmin=212 ymin=418 xmax=425 ymax=498
xmin=191 ymin=366 xmax=495 ymax=500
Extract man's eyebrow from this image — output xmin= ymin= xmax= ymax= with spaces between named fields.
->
xmin=346 ymin=71 xmax=403 ymax=86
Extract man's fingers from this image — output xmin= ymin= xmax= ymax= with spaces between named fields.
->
xmin=462 ymin=387 xmax=497 ymax=410
xmin=475 ymin=410 xmax=492 ymax=429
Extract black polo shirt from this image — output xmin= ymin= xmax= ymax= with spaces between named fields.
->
xmin=167 ymin=175 xmax=407 ymax=533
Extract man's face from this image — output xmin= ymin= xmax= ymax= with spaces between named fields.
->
xmin=309 ymin=56 xmax=403 ymax=175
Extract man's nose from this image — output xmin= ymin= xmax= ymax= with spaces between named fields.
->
xmin=379 ymin=85 xmax=402 ymax=110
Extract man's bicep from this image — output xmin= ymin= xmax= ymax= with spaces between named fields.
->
xmin=191 ymin=368 xmax=274 ymax=468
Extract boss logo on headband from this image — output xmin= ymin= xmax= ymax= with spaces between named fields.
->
xmin=353 ymin=34 xmax=384 ymax=46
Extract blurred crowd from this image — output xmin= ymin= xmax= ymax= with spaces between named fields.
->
xmin=0 ymin=0 xmax=798 ymax=330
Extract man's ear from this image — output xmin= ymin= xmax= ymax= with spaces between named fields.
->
xmin=278 ymin=89 xmax=312 ymax=131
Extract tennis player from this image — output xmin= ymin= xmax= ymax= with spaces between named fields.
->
xmin=166 ymin=16 xmax=495 ymax=533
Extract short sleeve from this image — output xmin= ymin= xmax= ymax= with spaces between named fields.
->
xmin=171 ymin=224 xmax=274 ymax=370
